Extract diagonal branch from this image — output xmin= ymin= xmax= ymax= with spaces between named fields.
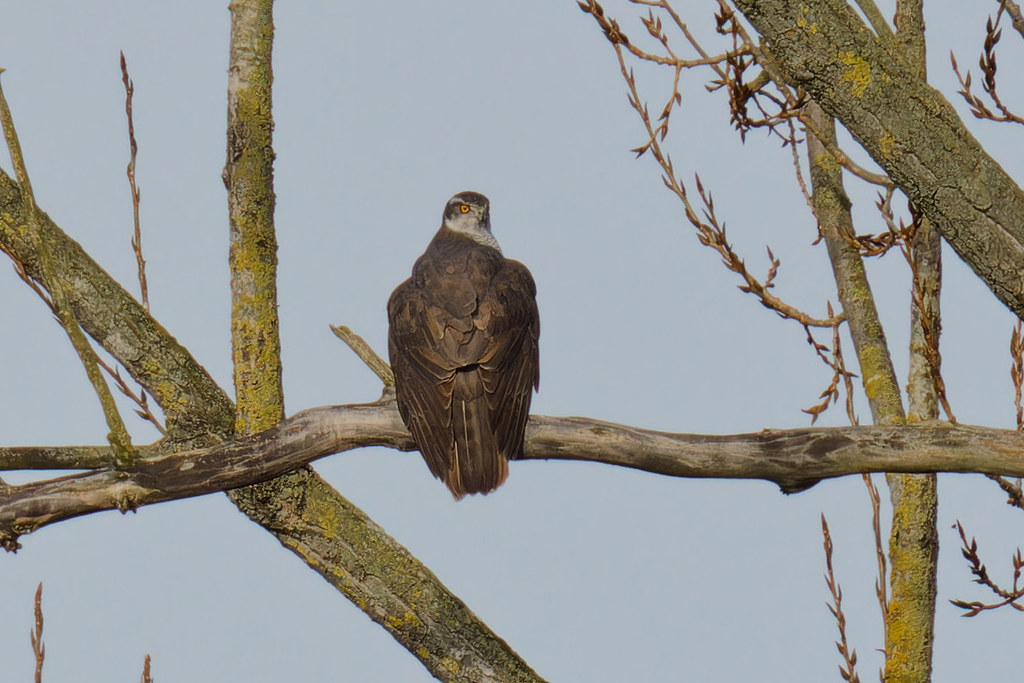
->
xmin=732 ymin=0 xmax=1024 ymax=322
xmin=0 ymin=74 xmax=136 ymax=467
xmin=0 ymin=65 xmax=545 ymax=683
xmin=1004 ymin=0 xmax=1024 ymax=40
xmin=0 ymin=169 xmax=234 ymax=439
xmin=217 ymin=5 xmax=543 ymax=681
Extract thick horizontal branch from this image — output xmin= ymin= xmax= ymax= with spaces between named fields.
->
xmin=0 ymin=164 xmax=541 ymax=682
xmin=2 ymin=395 xmax=1023 ymax=549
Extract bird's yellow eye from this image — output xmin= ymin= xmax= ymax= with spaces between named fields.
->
xmin=459 ymin=204 xmax=470 ymax=213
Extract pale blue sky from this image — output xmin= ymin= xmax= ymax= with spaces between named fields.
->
xmin=1 ymin=2 xmax=1022 ymax=681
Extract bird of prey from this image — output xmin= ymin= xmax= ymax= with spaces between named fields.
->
xmin=388 ymin=191 xmax=539 ymax=498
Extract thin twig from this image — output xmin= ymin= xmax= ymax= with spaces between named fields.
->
xmin=0 ymin=71 xmax=136 ymax=467
xmin=862 ymin=474 xmax=889 ymax=640
xmin=140 ymin=654 xmax=153 ymax=683
xmin=91 ymin=352 xmax=166 ymax=434
xmin=950 ymin=9 xmax=1024 ymax=126
xmin=990 ymin=324 xmax=1024 ymax=507
xmin=801 ymin=303 xmax=859 ymax=424
xmin=0 ymin=240 xmax=53 ymax=310
xmin=951 ymin=520 xmax=1024 ymax=615
xmin=835 ymin=315 xmax=858 ymax=425
xmin=902 ymin=209 xmax=956 ymax=422
xmin=803 ymin=119 xmax=894 ymax=188
xmin=1012 ymin=321 xmax=1023 ymax=429
xmin=116 ymin=53 xmax=163 ymax=435
xmin=120 ymin=52 xmax=149 ymax=311
xmin=30 ymin=582 xmax=44 ymax=683
xmin=786 ymin=118 xmax=814 ymax=212
xmin=987 ymin=474 xmax=1024 ymax=510
xmin=822 ymin=515 xmax=861 ymax=682
xmin=629 ymin=52 xmax=837 ymax=325
xmin=840 ymin=187 xmax=915 ymax=259
xmin=330 ymin=325 xmax=395 ymax=386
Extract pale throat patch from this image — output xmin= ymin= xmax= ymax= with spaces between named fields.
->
xmin=444 ymin=213 xmax=503 ymax=252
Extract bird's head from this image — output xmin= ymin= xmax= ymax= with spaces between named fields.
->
xmin=442 ymin=191 xmax=500 ymax=251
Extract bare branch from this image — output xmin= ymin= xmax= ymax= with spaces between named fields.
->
xmin=987 ymin=473 xmax=1024 ymax=510
xmin=804 ymin=102 xmax=905 ymax=426
xmin=31 ymin=582 xmax=44 ymax=683
xmin=0 ymin=73 xmax=137 ymax=467
xmin=579 ymin=3 xmax=840 ymax=329
xmin=1012 ymin=321 xmax=1023 ymax=430
xmin=951 ymin=520 xmax=1024 ymax=615
xmin=950 ymin=9 xmax=1024 ymax=126
xmin=120 ymin=52 xmax=149 ymax=311
xmin=0 ymin=168 xmax=235 ymax=438
xmin=732 ymin=0 xmax=1024 ymax=321
xmin=2 ymin=398 xmax=1024 ymax=549
xmin=91 ymin=353 xmax=166 ymax=435
xmin=1002 ymin=0 xmax=1024 ymax=40
xmin=855 ymin=0 xmax=895 ymax=39
xmin=801 ymin=305 xmax=859 ymax=424
xmin=862 ymin=474 xmax=889 ymax=645
xmin=0 ymin=444 xmax=114 ymax=470
xmin=904 ymin=210 xmax=955 ymax=422
xmin=331 ymin=324 xmax=395 ymax=386
xmin=822 ymin=515 xmax=861 ymax=683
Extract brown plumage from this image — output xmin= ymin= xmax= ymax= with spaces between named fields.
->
xmin=387 ymin=192 xmax=539 ymax=498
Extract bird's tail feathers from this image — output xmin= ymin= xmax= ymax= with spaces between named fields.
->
xmin=446 ymin=368 xmax=507 ymax=498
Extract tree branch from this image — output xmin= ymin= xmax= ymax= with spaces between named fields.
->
xmin=223 ymin=0 xmax=283 ymax=437
xmin=805 ymin=102 xmax=905 ymax=426
xmin=2 ymin=398 xmax=1022 ymax=548
xmin=885 ymin=5 xmax=939 ymax=679
xmin=0 ymin=445 xmax=114 ymax=470
xmin=732 ymin=0 xmax=1024 ymax=321
xmin=0 ymin=170 xmax=234 ymax=439
xmin=214 ymin=6 xmax=545 ymax=681
xmin=0 ymin=76 xmax=136 ymax=466
xmin=0 ymin=72 xmax=544 ymax=683
xmin=854 ymin=0 xmax=895 ymax=40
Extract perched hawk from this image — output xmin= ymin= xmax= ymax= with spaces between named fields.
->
xmin=388 ymin=192 xmax=540 ymax=498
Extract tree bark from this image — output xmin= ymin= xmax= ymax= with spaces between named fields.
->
xmin=884 ymin=4 xmax=939 ymax=680
xmin=2 ymin=402 xmax=1023 ymax=546
xmin=0 ymin=67 xmax=545 ymax=683
xmin=0 ymin=170 xmax=234 ymax=440
xmin=215 ymin=4 xmax=545 ymax=680
xmin=733 ymin=0 xmax=1024 ymax=321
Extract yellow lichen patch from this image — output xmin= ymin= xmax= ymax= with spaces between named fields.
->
xmin=839 ymin=51 xmax=872 ymax=97
xmin=385 ymin=610 xmax=423 ymax=631
xmin=812 ymin=150 xmax=840 ymax=174
xmin=856 ymin=344 xmax=903 ymax=421
xmin=797 ymin=5 xmax=816 ymax=33
xmin=796 ymin=17 xmax=818 ymax=34
xmin=437 ymin=656 xmax=461 ymax=675
xmin=878 ymin=132 xmax=897 ymax=159
xmin=301 ymin=491 xmax=342 ymax=535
